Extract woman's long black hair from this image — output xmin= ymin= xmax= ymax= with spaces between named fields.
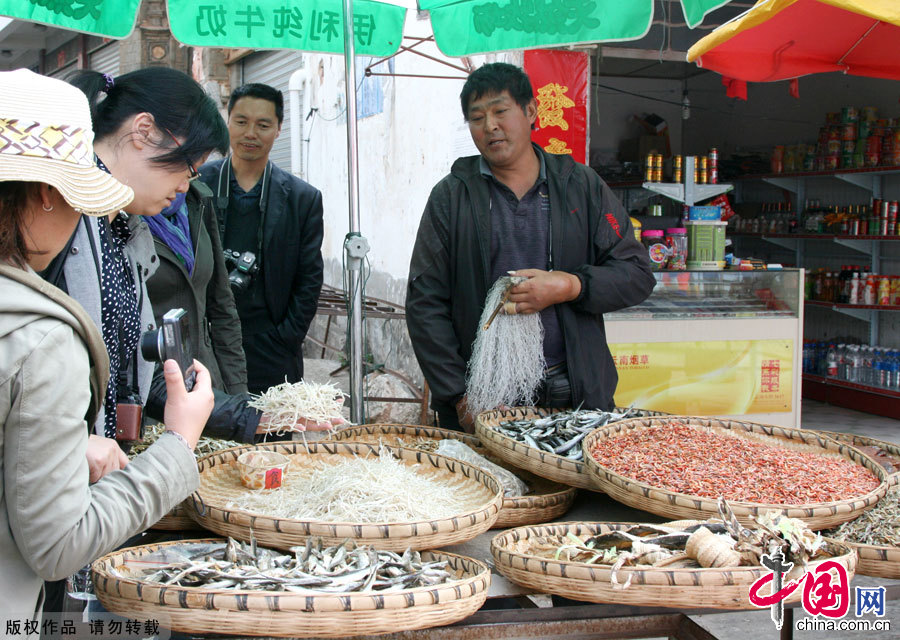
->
xmin=69 ymin=67 xmax=229 ymax=169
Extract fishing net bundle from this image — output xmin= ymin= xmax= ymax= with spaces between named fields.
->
xmin=466 ymin=276 xmax=546 ymax=416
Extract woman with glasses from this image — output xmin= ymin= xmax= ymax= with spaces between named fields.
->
xmin=50 ymin=68 xmax=234 ymax=460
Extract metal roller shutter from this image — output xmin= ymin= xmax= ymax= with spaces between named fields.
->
xmin=241 ymin=50 xmax=304 ymax=173
xmin=89 ymin=42 xmax=119 ymax=77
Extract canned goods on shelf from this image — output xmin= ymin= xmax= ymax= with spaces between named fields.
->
xmin=645 ymin=167 xmax=655 ymax=182
xmin=653 ymin=168 xmax=663 ymax=182
xmin=709 ymin=167 xmax=718 ymax=184
xmin=674 ymin=168 xmax=683 ymax=183
xmin=653 ymin=154 xmax=663 ymax=170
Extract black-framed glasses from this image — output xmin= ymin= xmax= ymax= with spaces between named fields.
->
xmin=164 ymin=127 xmax=200 ymax=182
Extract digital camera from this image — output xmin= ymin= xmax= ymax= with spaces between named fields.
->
xmin=140 ymin=308 xmax=196 ymax=391
xmin=223 ymin=249 xmax=259 ymax=294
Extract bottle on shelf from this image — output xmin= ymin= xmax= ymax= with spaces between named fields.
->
xmin=826 ymin=344 xmax=838 ymax=377
xmin=878 ymin=275 xmax=892 ymax=305
xmin=848 ymin=271 xmax=861 ymax=305
xmin=863 ymin=273 xmax=877 ymax=305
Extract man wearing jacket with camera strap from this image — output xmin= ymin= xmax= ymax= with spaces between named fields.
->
xmin=200 ymin=83 xmax=324 ymax=395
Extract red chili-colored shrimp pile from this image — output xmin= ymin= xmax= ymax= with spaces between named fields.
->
xmin=589 ymin=421 xmax=880 ymax=504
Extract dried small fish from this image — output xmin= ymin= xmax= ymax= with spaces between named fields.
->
xmin=826 ymin=485 xmax=900 ymax=547
xmin=494 ymin=409 xmax=636 ymax=461
xmin=129 ymin=423 xmax=243 ymax=458
xmin=127 ymin=537 xmax=455 ymax=593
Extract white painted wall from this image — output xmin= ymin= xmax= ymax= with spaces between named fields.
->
xmin=296 ymin=4 xmax=518 ymax=297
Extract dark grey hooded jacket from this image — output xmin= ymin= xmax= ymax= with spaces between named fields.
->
xmin=406 ymin=145 xmax=656 ymax=415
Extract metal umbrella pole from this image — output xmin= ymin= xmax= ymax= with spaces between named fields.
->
xmin=341 ymin=0 xmax=369 ymax=424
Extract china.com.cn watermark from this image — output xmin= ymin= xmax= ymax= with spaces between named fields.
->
xmin=749 ymin=552 xmax=890 ymax=632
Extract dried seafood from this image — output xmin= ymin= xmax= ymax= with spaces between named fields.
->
xmin=825 ymin=485 xmax=900 ymax=547
xmin=225 ymin=448 xmax=467 ymax=522
xmin=249 ymin=379 xmax=346 ymax=435
xmin=520 ymin=500 xmax=840 ymax=589
xmin=117 ymin=537 xmax=454 ymax=593
xmin=588 ymin=421 xmax=880 ymax=504
xmin=128 ymin=423 xmax=242 ymax=458
xmin=494 ymin=409 xmax=636 ymax=462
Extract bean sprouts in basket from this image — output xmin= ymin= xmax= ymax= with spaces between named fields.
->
xmin=226 ymin=449 xmax=468 ymax=522
xmin=248 ymin=379 xmax=347 ymax=435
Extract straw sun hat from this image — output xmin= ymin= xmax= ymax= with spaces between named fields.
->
xmin=0 ymin=68 xmax=133 ymax=216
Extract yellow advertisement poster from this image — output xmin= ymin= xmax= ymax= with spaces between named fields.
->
xmin=610 ymin=340 xmax=793 ymax=415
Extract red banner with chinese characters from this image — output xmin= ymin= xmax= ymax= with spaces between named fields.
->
xmin=524 ymin=49 xmax=589 ymax=164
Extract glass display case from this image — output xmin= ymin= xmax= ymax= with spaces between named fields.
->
xmin=605 ymin=269 xmax=804 ymax=428
xmin=606 ymin=269 xmax=802 ymax=320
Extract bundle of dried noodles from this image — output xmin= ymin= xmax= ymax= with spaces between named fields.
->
xmin=249 ymin=379 xmax=347 ymax=435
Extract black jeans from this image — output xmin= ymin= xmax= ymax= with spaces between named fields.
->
xmin=242 ymin=328 xmax=302 ymax=395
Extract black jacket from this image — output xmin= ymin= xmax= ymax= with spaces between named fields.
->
xmin=406 ymin=146 xmax=656 ymax=415
xmin=199 ymin=158 xmax=324 ymax=352
xmin=144 ymin=181 xmax=260 ymax=443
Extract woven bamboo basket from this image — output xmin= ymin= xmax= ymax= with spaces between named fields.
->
xmin=150 ymin=502 xmax=200 ymax=531
xmin=476 ymin=407 xmax=667 ymax=491
xmin=185 ymin=441 xmax=503 ymax=552
xmin=329 ymin=423 xmax=576 ymax=528
xmin=581 ymin=416 xmax=889 ymax=530
xmin=92 ymin=538 xmax=490 ymax=637
xmin=329 ymin=423 xmax=485 ymax=452
xmin=819 ymin=430 xmax=900 ymax=486
xmin=491 ymin=522 xmax=857 ymax=609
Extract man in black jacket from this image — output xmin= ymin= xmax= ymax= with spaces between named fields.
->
xmin=406 ymin=63 xmax=655 ymax=431
xmin=200 ymin=83 xmax=324 ymax=394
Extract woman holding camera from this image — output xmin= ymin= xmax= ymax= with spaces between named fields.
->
xmin=52 ymin=67 xmax=233 ymax=452
xmin=0 ymin=69 xmax=214 ymax=621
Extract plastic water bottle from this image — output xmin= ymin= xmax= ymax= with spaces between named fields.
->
xmin=874 ymin=349 xmax=887 ymax=388
xmin=837 ymin=344 xmax=847 ymax=379
xmin=861 ymin=345 xmax=873 ymax=385
xmin=889 ymin=351 xmax=900 ymax=390
xmin=826 ymin=344 xmax=838 ymax=378
xmin=847 ymin=345 xmax=860 ymax=383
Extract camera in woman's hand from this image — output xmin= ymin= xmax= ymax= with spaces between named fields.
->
xmin=140 ymin=308 xmax=196 ymax=391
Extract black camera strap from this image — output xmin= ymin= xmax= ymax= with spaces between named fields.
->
xmin=215 ymin=157 xmax=269 ymax=268
xmin=116 ymin=267 xmax=143 ymax=401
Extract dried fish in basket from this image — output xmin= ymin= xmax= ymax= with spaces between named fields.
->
xmin=131 ymin=424 xmax=243 ymax=531
xmin=92 ymin=537 xmax=490 ymax=638
xmin=819 ymin=430 xmax=900 ymax=486
xmin=330 ymin=423 xmax=576 ymax=528
xmin=823 ymin=484 xmax=900 ymax=578
xmin=490 ymin=502 xmax=856 ymax=610
xmin=186 ymin=441 xmax=503 ymax=552
xmin=476 ymin=406 xmax=667 ymax=490
xmin=581 ymin=415 xmax=889 ymax=529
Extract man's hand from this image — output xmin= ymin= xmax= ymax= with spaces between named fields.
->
xmin=455 ymin=395 xmax=476 ymax=434
xmin=86 ymin=435 xmax=128 ymax=483
xmin=506 ymin=269 xmax=582 ymax=314
xmin=256 ymin=414 xmax=346 ymax=434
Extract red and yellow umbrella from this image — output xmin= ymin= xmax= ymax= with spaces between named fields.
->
xmin=687 ymin=0 xmax=900 ymax=82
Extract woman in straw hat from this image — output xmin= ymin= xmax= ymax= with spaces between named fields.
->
xmin=0 ymin=69 xmax=214 ymax=621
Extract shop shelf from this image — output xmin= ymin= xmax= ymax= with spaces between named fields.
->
xmin=731 ymin=232 xmax=900 ymax=241
xmin=805 ymin=300 xmax=900 ymax=312
xmin=802 ymin=373 xmax=900 ymax=420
